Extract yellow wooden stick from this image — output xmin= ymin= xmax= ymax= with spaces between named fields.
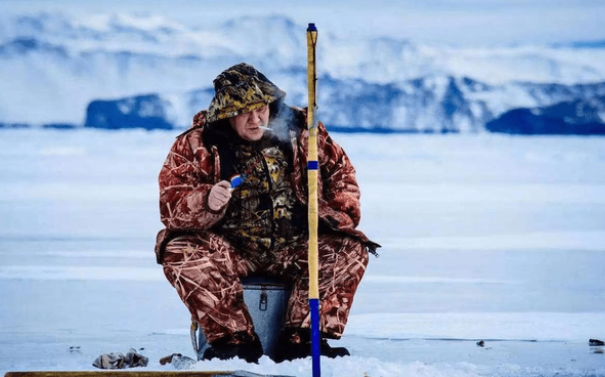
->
xmin=306 ymin=23 xmax=319 ymax=301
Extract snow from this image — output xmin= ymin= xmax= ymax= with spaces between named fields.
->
xmin=1 ymin=129 xmax=604 ymax=376
xmin=349 ymin=313 xmax=605 ymax=342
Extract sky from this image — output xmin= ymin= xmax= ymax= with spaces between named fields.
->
xmin=2 ymin=0 xmax=605 ymax=46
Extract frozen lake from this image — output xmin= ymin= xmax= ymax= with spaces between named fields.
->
xmin=1 ymin=129 xmax=604 ymax=376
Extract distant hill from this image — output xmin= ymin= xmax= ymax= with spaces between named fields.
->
xmin=2 ymin=12 xmax=605 ymax=133
xmin=83 ymin=73 xmax=605 ymax=134
xmin=486 ymin=96 xmax=605 ymax=135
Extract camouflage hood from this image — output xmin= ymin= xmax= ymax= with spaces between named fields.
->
xmin=207 ymin=63 xmax=286 ymax=123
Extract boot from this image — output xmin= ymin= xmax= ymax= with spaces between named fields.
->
xmin=320 ymin=340 xmax=350 ymax=358
xmin=272 ymin=328 xmax=350 ymax=363
xmin=202 ymin=331 xmax=263 ymax=363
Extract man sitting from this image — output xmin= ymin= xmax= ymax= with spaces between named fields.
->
xmin=155 ymin=63 xmax=379 ymax=363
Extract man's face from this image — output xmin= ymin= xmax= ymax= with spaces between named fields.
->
xmin=229 ymin=105 xmax=270 ymax=142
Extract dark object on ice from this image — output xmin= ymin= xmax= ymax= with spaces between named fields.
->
xmin=202 ymin=331 xmax=264 ymax=364
xmin=5 ymin=372 xmax=295 ymax=377
xmin=69 ymin=346 xmax=80 ymax=353
xmin=590 ymin=339 xmax=605 ymax=346
xmin=272 ymin=328 xmax=350 ymax=363
xmin=0 ymin=122 xmax=29 ymax=129
xmin=159 ymin=353 xmax=197 ymax=370
xmin=92 ymin=348 xmax=148 ymax=369
xmin=43 ymin=123 xmax=77 ymax=130
xmin=476 ymin=340 xmax=485 ymax=347
xmin=159 ymin=354 xmax=176 ymax=365
xmin=594 ymin=348 xmax=604 ymax=354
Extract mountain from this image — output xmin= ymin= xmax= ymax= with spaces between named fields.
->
xmin=85 ymin=88 xmax=214 ymax=130
xmin=551 ymin=40 xmax=605 ymax=49
xmin=85 ymin=94 xmax=173 ymax=130
xmin=486 ymin=96 xmax=605 ymax=135
xmin=83 ymin=71 xmax=605 ymax=133
xmin=2 ymin=12 xmax=605 ymax=132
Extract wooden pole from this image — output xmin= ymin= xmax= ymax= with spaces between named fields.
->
xmin=306 ymin=22 xmax=320 ymax=377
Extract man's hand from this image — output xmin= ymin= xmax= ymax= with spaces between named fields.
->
xmin=208 ymin=180 xmax=232 ymax=211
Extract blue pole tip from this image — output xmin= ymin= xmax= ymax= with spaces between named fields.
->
xmin=230 ymin=174 xmax=244 ymax=189
xmin=310 ymin=298 xmax=321 ymax=377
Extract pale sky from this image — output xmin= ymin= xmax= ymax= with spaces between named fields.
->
xmin=2 ymin=0 xmax=605 ymax=46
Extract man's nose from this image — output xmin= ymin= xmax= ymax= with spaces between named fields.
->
xmin=249 ymin=109 xmax=261 ymax=123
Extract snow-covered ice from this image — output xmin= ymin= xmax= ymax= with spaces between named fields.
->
xmin=1 ymin=129 xmax=605 ymax=376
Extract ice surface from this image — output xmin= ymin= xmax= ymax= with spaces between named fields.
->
xmin=1 ymin=129 xmax=604 ymax=376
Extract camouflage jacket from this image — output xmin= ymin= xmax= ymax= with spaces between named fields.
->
xmin=155 ymin=107 xmax=379 ymax=263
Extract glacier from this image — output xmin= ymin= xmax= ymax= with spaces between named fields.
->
xmin=1 ymin=12 xmax=605 ymax=132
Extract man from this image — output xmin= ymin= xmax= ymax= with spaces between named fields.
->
xmin=155 ymin=63 xmax=379 ymax=363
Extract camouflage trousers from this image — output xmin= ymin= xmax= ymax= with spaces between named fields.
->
xmin=162 ymin=232 xmax=368 ymax=344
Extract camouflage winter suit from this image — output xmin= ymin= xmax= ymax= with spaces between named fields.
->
xmin=155 ymin=64 xmax=379 ymax=345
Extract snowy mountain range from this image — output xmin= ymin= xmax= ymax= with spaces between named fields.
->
xmin=2 ymin=12 xmax=605 ymax=133
xmin=84 ymin=73 xmax=605 ymax=134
